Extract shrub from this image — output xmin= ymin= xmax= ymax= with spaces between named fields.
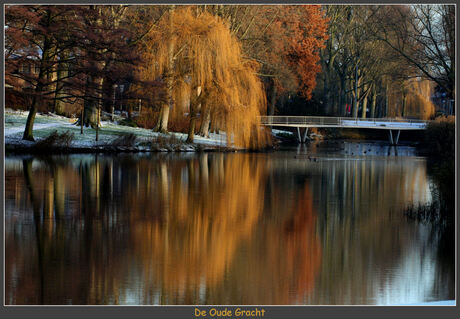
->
xmin=150 ymin=134 xmax=185 ymax=150
xmin=112 ymin=133 xmax=137 ymax=147
xmin=134 ymin=108 xmax=159 ymax=129
xmin=425 ymin=116 xmax=455 ymax=158
xmin=118 ymin=118 xmax=138 ymax=127
xmin=35 ymin=130 xmax=74 ymax=148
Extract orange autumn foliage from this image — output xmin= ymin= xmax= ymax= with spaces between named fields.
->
xmin=250 ymin=5 xmax=329 ymax=99
xmin=139 ymin=7 xmax=270 ymax=148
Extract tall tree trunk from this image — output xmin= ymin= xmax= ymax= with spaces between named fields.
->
xmin=155 ymin=5 xmax=175 ymax=133
xmin=187 ymin=110 xmax=197 ymax=143
xmin=111 ymin=85 xmax=116 ymax=121
xmin=401 ymin=89 xmax=407 ymax=118
xmin=338 ymin=91 xmax=344 ymax=117
xmin=82 ymin=7 xmax=111 ymax=133
xmin=352 ymin=91 xmax=358 ymax=118
xmin=23 ymin=36 xmax=52 ymax=141
xmin=199 ymin=101 xmax=211 ymax=137
xmin=83 ymin=76 xmax=98 ymax=128
xmin=338 ymin=76 xmax=346 ymax=116
xmin=361 ymin=84 xmax=369 ymax=119
xmin=331 ymin=83 xmax=338 ymax=116
xmin=153 ymin=106 xmax=164 ymax=131
xmin=210 ymin=111 xmax=219 ymax=134
xmin=54 ymin=49 xmax=68 ymax=116
xmin=370 ymin=86 xmax=377 ymax=118
xmin=80 ymin=108 xmax=84 ymax=134
xmin=361 ymin=95 xmax=368 ymax=118
xmin=44 ymin=45 xmax=56 ymax=113
xmin=267 ymin=79 xmax=277 ymax=116
xmin=23 ymin=88 xmax=41 ymax=141
xmin=92 ymin=7 xmax=106 ymax=137
xmin=323 ymin=71 xmax=330 ymax=115
xmin=83 ymin=74 xmax=104 ymax=130
xmin=128 ymin=103 xmax=132 ymax=119
xmin=351 ymin=65 xmax=359 ymax=118
xmin=104 ymin=5 xmax=127 ymax=123
xmin=187 ymin=86 xmax=201 ymax=143
xmin=384 ymin=82 xmax=389 ymax=117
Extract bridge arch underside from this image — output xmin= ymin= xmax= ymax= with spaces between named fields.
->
xmin=267 ymin=125 xmax=425 ymax=145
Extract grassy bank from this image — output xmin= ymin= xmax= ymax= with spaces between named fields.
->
xmin=4 ymin=110 xmax=235 ymax=153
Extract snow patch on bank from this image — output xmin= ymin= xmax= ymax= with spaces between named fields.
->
xmin=4 ymin=111 xmax=229 ymax=150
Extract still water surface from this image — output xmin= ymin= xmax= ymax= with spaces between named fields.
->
xmin=5 ymin=141 xmax=454 ymax=305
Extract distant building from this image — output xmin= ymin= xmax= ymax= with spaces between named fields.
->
xmin=431 ymin=85 xmax=454 ymax=115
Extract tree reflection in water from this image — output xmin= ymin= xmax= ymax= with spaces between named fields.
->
xmin=4 ymin=148 xmax=453 ymax=305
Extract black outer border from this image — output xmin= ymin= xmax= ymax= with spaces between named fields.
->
xmin=0 ymin=1 xmax=458 ymax=318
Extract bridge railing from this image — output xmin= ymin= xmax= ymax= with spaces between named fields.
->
xmin=260 ymin=116 xmax=341 ymax=126
xmin=259 ymin=116 xmax=429 ymax=126
xmin=340 ymin=117 xmax=428 ymax=124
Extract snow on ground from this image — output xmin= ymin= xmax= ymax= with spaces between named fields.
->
xmin=341 ymin=119 xmax=427 ymax=129
xmin=5 ymin=122 xmax=67 ymax=136
xmin=272 ymin=129 xmax=293 ymax=135
xmin=4 ymin=110 xmax=228 ymax=149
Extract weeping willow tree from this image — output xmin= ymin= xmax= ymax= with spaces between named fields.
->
xmin=387 ymin=78 xmax=435 ymax=120
xmin=404 ymin=79 xmax=435 ymax=120
xmin=140 ymin=7 xmax=270 ymax=149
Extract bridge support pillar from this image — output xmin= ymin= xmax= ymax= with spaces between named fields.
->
xmin=388 ymin=130 xmax=401 ymax=145
xmin=395 ymin=130 xmax=401 ymax=145
xmin=296 ymin=127 xmax=309 ymax=143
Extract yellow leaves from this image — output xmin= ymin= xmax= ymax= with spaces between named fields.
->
xmin=139 ymin=6 xmax=270 ymax=149
xmin=387 ymin=78 xmax=435 ymax=119
xmin=405 ymin=79 xmax=435 ymax=120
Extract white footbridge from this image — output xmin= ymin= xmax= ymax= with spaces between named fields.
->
xmin=260 ymin=116 xmax=429 ymax=145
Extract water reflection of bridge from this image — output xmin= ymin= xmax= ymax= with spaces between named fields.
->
xmin=270 ymin=155 xmax=424 ymax=175
xmin=260 ymin=116 xmax=429 ymax=145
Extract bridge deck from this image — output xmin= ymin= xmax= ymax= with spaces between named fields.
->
xmin=260 ymin=116 xmax=428 ymax=130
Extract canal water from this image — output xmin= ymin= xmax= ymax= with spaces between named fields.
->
xmin=4 ymin=141 xmax=455 ymax=305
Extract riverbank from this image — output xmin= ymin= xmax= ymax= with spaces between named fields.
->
xmin=4 ymin=110 xmax=239 ymax=154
